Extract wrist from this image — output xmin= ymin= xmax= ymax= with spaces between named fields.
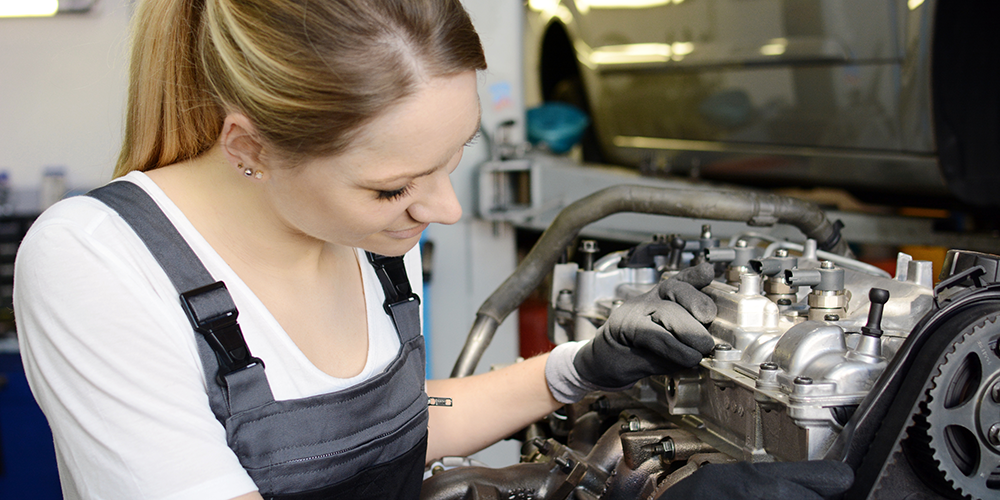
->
xmin=545 ymin=341 xmax=629 ymax=403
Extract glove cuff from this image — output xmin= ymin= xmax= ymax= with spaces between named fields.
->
xmin=545 ymin=341 xmax=627 ymax=403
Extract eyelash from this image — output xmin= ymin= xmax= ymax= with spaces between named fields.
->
xmin=376 ymin=183 xmax=412 ymax=202
xmin=375 ymin=134 xmax=478 ymax=202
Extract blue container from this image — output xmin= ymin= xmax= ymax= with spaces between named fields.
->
xmin=0 ymin=352 xmax=61 ymax=499
xmin=526 ymin=103 xmax=590 ymax=154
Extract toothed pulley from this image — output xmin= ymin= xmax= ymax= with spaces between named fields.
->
xmin=912 ymin=313 xmax=1000 ymax=499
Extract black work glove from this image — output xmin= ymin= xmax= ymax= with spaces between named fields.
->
xmin=663 ymin=460 xmax=854 ymax=500
xmin=573 ymin=262 xmax=717 ymax=388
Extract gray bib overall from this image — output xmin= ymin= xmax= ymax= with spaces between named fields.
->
xmin=88 ymin=181 xmax=428 ymax=499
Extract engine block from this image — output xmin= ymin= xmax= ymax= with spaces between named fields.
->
xmin=424 ymin=184 xmax=1000 ymax=500
xmin=549 ymin=238 xmax=935 ymax=464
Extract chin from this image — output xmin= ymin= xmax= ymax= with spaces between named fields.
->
xmin=362 ymin=237 xmax=419 ymax=257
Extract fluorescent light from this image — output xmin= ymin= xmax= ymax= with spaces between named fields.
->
xmin=585 ymin=0 xmax=673 ymax=7
xmin=0 ymin=0 xmax=59 ymax=17
xmin=908 ymin=0 xmax=925 ymax=10
xmin=760 ymin=38 xmax=787 ymax=56
xmin=591 ymin=43 xmax=672 ymax=65
xmin=671 ymin=41 xmax=694 ymax=56
xmin=0 ymin=0 xmax=95 ymax=17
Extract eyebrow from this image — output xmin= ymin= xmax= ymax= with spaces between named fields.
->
xmin=369 ymin=109 xmax=482 ymax=186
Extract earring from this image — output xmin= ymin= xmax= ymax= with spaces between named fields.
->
xmin=238 ymin=162 xmax=262 ymax=179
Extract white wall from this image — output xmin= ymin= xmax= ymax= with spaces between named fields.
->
xmin=0 ymin=0 xmax=130 ymax=199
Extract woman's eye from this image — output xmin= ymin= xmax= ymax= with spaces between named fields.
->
xmin=376 ymin=184 xmax=411 ymax=201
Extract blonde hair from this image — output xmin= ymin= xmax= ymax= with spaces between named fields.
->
xmin=115 ymin=0 xmax=486 ymax=177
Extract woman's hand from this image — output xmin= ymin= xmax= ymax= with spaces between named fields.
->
xmin=572 ymin=262 xmax=717 ymax=388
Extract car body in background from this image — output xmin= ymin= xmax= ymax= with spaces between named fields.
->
xmin=523 ymin=0 xmax=998 ymax=208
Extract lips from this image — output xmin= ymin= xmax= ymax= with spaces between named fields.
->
xmin=383 ymin=223 xmax=429 ymax=239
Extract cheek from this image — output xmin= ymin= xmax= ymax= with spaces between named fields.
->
xmin=323 ymin=196 xmax=409 ymax=240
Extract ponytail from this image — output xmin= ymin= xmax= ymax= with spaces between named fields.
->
xmin=115 ymin=0 xmax=222 ymax=177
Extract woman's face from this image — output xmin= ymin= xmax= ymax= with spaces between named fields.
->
xmin=262 ymin=71 xmax=480 ymax=256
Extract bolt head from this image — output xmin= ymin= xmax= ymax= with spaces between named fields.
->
xmin=821 ymin=260 xmax=835 ymax=269
xmin=760 ymin=362 xmax=778 ymax=371
xmin=992 ymin=382 xmax=1000 ymax=404
xmin=655 ymin=438 xmax=677 ymax=460
xmin=736 ymin=240 xmax=747 ymax=248
xmin=775 ymin=248 xmax=789 ymax=258
xmin=553 ymin=456 xmax=573 ymax=473
xmin=989 ymin=423 xmax=1000 ymax=446
xmin=714 ymin=343 xmax=733 ymax=351
xmin=794 ymin=376 xmax=814 ymax=385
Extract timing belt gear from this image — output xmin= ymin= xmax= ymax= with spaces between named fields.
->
xmin=832 ymin=266 xmax=1000 ymax=499
xmin=905 ymin=313 xmax=1000 ymax=499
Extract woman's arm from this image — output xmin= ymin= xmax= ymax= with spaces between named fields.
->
xmin=425 ymin=353 xmax=562 ymax=461
xmin=16 ymin=202 xmax=259 ymax=499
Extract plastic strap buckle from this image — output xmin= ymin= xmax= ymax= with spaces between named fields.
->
xmin=366 ymin=252 xmax=420 ymax=314
xmin=179 ymin=281 xmax=262 ymax=382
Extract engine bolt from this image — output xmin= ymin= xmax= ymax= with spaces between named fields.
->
xmin=589 ymin=397 xmax=611 ymax=414
xmin=794 ymin=376 xmax=814 ymax=385
xmin=989 ymin=424 xmax=1000 ymax=447
xmin=760 ymin=362 xmax=778 ymax=371
xmin=701 ymin=225 xmax=712 ymax=239
xmin=531 ymin=437 xmax=552 ymax=455
xmin=824 ymin=314 xmax=840 ymax=321
xmin=649 ymin=438 xmax=676 ymax=461
xmin=553 ymin=457 xmax=574 ymax=473
xmin=579 ymin=240 xmax=600 ymax=271
xmin=993 ymin=382 xmax=1000 ymax=404
xmin=735 ymin=240 xmax=747 ymax=248
xmin=622 ymin=416 xmax=642 ymax=432
xmin=714 ymin=343 xmax=733 ymax=351
xmin=775 ymin=248 xmax=789 ymax=258
xmin=821 ymin=260 xmax=835 ymax=269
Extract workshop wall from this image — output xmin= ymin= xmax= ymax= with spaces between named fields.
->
xmin=0 ymin=0 xmax=130 ymax=200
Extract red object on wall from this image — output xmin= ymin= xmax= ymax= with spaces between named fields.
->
xmin=519 ymin=297 xmax=555 ymax=359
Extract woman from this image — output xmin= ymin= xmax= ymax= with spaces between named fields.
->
xmin=14 ymin=0 xmax=850 ymax=498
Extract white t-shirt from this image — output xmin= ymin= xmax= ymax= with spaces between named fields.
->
xmin=14 ymin=172 xmax=424 ymax=500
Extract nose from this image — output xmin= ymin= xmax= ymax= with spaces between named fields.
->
xmin=408 ymin=172 xmax=462 ymax=225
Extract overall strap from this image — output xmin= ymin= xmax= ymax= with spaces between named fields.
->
xmin=87 ymin=181 xmax=273 ymax=413
xmin=366 ymin=252 xmax=421 ymax=342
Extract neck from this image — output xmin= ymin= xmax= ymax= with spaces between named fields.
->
xmin=145 ymin=146 xmax=348 ymax=281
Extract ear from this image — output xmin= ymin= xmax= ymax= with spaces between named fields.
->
xmin=219 ymin=113 xmax=265 ymax=170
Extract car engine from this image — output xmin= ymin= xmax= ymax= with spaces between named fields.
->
xmin=421 ymin=185 xmax=1000 ymax=500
